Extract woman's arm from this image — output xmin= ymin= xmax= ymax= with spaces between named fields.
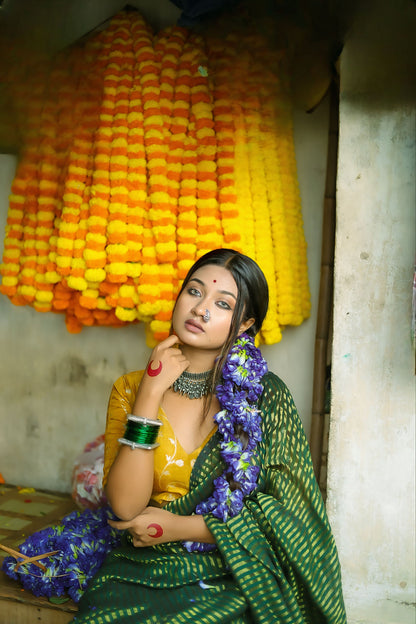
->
xmin=108 ymin=507 xmax=216 ymax=547
xmin=105 ymin=335 xmax=189 ymax=520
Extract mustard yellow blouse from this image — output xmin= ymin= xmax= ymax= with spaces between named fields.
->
xmin=103 ymin=370 xmax=217 ymax=507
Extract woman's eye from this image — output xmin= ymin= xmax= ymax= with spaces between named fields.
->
xmin=188 ymin=287 xmax=201 ymax=297
xmin=216 ymin=300 xmax=232 ymax=310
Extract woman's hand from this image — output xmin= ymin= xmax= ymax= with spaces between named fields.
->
xmin=109 ymin=507 xmax=181 ymax=547
xmin=140 ymin=334 xmax=189 ymax=399
xmin=130 ymin=334 xmax=189 ymax=421
xmin=108 ymin=506 xmax=216 ymax=547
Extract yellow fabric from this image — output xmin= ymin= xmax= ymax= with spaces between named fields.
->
xmin=103 ymin=370 xmax=217 ymax=506
xmin=152 ymin=411 xmax=216 ymax=506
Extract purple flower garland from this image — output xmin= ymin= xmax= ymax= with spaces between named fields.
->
xmin=2 ymin=506 xmax=121 ymax=602
xmin=184 ymin=333 xmax=268 ymax=552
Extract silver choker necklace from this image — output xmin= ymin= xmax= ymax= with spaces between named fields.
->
xmin=172 ymin=369 xmax=213 ymax=399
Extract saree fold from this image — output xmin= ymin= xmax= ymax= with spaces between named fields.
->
xmin=74 ymin=373 xmax=346 ymax=623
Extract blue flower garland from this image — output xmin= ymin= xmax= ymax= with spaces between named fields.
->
xmin=184 ymin=333 xmax=268 ymax=552
xmin=2 ymin=506 xmax=121 ymax=602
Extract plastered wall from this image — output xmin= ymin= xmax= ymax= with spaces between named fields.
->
xmin=327 ymin=1 xmax=416 ymax=622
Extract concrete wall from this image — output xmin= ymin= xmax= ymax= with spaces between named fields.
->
xmin=0 ymin=96 xmax=329 ymax=491
xmin=327 ymin=1 xmax=416 ymax=622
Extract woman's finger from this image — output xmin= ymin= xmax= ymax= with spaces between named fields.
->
xmin=157 ymin=333 xmax=181 ymax=349
xmin=108 ymin=519 xmax=131 ymax=530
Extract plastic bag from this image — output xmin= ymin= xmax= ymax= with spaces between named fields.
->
xmin=71 ymin=434 xmax=107 ymax=509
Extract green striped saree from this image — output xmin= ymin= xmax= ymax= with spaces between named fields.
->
xmin=73 ymin=373 xmax=346 ymax=623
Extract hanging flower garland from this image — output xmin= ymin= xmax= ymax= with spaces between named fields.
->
xmin=206 ymin=27 xmax=310 ymax=344
xmin=175 ymin=38 xmax=200 ymax=279
xmin=208 ymin=35 xmax=244 ymax=255
xmin=0 ymin=9 xmax=310 ymax=346
xmin=184 ymin=333 xmax=268 ymax=552
xmin=57 ymin=43 xmax=102 ymax=321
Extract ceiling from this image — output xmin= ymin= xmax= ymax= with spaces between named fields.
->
xmin=0 ymin=0 xmax=183 ymax=58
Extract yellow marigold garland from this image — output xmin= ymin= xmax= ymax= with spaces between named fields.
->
xmin=0 ymin=10 xmax=310 ymax=345
xmin=206 ymin=28 xmax=310 ymax=344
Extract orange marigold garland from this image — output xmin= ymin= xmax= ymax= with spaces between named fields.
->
xmin=144 ymin=26 xmax=177 ymax=341
xmin=58 ymin=44 xmax=100 ymax=310
xmin=175 ymin=38 xmax=199 ymax=280
xmin=190 ymin=35 xmax=224 ymax=258
xmin=208 ymin=35 xmax=241 ymax=254
xmin=0 ymin=10 xmax=310 ymax=346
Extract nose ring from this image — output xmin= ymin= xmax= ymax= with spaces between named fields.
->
xmin=203 ymin=309 xmax=210 ymax=323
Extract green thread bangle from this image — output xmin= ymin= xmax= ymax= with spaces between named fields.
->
xmin=118 ymin=415 xmax=162 ymax=450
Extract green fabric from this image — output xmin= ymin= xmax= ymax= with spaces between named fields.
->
xmin=73 ymin=373 xmax=346 ymax=623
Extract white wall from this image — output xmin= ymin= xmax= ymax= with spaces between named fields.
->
xmin=263 ymin=98 xmax=329 ymax=439
xmin=327 ymin=1 xmax=416 ymax=622
xmin=0 ymin=97 xmax=328 ymax=491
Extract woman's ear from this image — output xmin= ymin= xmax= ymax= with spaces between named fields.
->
xmin=238 ymin=317 xmax=255 ymax=335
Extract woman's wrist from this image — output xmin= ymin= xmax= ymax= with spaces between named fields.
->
xmin=173 ymin=514 xmax=215 ymax=544
xmin=132 ymin=380 xmax=164 ymax=420
xmin=118 ymin=414 xmax=162 ymax=450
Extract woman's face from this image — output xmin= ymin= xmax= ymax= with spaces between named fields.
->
xmin=172 ymin=264 xmax=239 ymax=354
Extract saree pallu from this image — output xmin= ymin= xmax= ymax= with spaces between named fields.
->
xmin=74 ymin=373 xmax=346 ymax=623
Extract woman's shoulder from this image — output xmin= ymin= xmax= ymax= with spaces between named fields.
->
xmin=257 ymin=371 xmax=305 ymax=449
xmin=259 ymin=371 xmax=298 ymax=417
xmin=260 ymin=370 xmax=292 ymax=396
xmin=112 ymin=370 xmax=145 ymax=394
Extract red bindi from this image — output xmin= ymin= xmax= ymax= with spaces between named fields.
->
xmin=213 ymin=280 xmax=217 ymax=283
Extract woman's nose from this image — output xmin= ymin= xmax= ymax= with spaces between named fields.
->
xmin=192 ymin=302 xmax=210 ymax=321
xmin=192 ymin=302 xmax=205 ymax=317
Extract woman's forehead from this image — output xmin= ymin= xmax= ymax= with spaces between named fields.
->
xmin=189 ymin=264 xmax=238 ymax=293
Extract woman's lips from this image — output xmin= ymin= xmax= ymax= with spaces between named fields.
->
xmin=185 ymin=319 xmax=204 ymax=333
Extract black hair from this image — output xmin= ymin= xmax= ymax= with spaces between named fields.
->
xmin=175 ymin=248 xmax=269 ymax=396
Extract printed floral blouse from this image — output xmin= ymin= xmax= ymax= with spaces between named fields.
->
xmin=102 ymin=370 xmax=217 ymax=506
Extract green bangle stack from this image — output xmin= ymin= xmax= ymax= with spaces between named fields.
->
xmin=118 ymin=414 xmax=162 ymax=450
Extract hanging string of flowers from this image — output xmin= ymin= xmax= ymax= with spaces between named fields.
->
xmin=0 ymin=9 xmax=310 ymax=345
xmin=208 ymin=36 xmax=244 ymax=257
xmin=57 ymin=44 xmax=103 ymax=329
xmin=206 ymin=28 xmax=310 ymax=344
xmin=175 ymin=38 xmax=201 ymax=279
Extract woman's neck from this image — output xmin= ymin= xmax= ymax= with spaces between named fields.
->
xmin=179 ymin=345 xmax=219 ymax=373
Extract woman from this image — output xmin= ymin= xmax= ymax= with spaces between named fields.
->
xmin=74 ymin=248 xmax=346 ymax=623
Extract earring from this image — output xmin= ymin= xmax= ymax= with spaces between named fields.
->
xmin=203 ymin=309 xmax=210 ymax=322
